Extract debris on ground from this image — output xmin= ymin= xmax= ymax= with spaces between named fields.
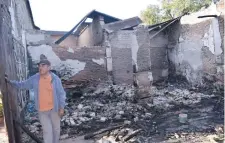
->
xmin=21 ymin=83 xmax=224 ymax=143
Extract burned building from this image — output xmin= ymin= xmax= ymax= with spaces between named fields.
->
xmin=0 ymin=0 xmax=224 ymax=142
xmin=25 ymin=3 xmax=224 ymax=90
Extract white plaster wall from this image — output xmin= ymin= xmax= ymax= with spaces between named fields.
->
xmin=212 ymin=18 xmax=222 ymax=55
xmin=130 ymin=33 xmax=139 ymax=71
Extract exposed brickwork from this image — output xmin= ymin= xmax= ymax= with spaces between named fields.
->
xmin=53 ymin=46 xmax=108 ymax=86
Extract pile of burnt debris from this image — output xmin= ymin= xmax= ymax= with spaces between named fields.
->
xmin=22 ymin=82 xmax=224 ymax=143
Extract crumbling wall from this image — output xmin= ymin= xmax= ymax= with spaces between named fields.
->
xmin=78 ymin=16 xmax=104 ymax=47
xmin=106 ymin=27 xmax=154 ymax=87
xmin=53 ymin=46 xmax=107 ymax=86
xmin=168 ymin=5 xmax=224 ymax=88
xmin=26 ymin=30 xmax=107 ymax=86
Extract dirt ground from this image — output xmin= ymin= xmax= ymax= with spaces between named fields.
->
xmin=0 ymin=122 xmax=8 ymax=143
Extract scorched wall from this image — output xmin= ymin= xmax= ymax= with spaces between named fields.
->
xmin=168 ymin=4 xmax=224 ymax=88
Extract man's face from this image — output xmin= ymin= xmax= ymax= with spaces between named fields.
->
xmin=38 ymin=64 xmax=50 ymax=75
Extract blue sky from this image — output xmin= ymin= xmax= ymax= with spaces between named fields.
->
xmin=30 ymin=0 xmax=160 ymax=31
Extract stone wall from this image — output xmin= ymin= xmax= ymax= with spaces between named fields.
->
xmin=168 ymin=5 xmax=224 ymax=88
xmin=78 ymin=16 xmax=104 ymax=47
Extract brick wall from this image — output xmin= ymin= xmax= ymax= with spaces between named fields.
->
xmin=53 ymin=46 xmax=107 ymax=86
xmin=135 ymin=26 xmax=151 ymax=72
xmin=108 ymin=31 xmax=134 ymax=85
xmin=149 ymin=28 xmax=169 ymax=82
xmin=27 ymin=43 xmax=107 ymax=87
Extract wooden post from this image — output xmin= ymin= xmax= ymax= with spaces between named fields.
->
xmin=0 ymin=69 xmax=16 ymax=143
xmin=0 ymin=1 xmax=22 ymax=142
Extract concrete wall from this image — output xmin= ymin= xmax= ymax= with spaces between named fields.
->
xmin=168 ymin=4 xmax=224 ymax=87
xmin=78 ymin=16 xmax=104 ymax=47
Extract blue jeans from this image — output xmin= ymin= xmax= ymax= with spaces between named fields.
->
xmin=38 ymin=110 xmax=61 ymax=143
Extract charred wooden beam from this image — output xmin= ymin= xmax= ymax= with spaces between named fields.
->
xmin=198 ymin=15 xmax=218 ymax=18
xmin=123 ymin=129 xmax=142 ymax=141
xmin=84 ymin=124 xmax=124 ymax=140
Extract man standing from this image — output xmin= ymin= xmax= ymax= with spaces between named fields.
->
xmin=6 ymin=54 xmax=66 ymax=143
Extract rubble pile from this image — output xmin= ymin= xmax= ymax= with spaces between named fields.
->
xmin=149 ymin=86 xmax=217 ymax=110
xmin=22 ymin=84 xmax=224 ymax=142
xmin=62 ymin=85 xmax=141 ymax=127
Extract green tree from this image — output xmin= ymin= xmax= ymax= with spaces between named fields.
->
xmin=161 ymin=0 xmax=212 ymax=18
xmin=141 ymin=0 xmax=212 ymax=25
xmin=140 ymin=5 xmax=162 ymax=25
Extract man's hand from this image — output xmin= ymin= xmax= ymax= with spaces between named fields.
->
xmin=5 ymin=74 xmax=9 ymax=82
xmin=5 ymin=74 xmax=10 ymax=83
xmin=58 ymin=109 xmax=64 ymax=117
